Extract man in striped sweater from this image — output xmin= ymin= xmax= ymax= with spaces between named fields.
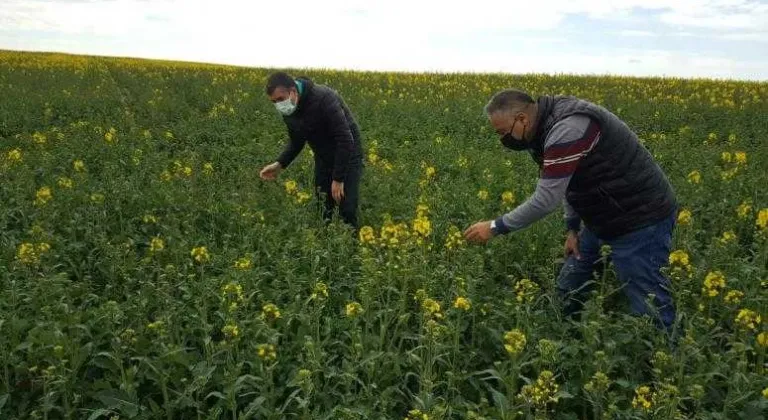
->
xmin=463 ymin=89 xmax=678 ymax=331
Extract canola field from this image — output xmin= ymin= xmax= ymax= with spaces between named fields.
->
xmin=1 ymin=50 xmax=767 ymax=419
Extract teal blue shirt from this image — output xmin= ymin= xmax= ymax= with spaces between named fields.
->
xmin=295 ymin=80 xmax=304 ymax=96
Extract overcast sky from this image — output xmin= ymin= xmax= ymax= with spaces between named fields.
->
xmin=1 ymin=0 xmax=767 ymax=80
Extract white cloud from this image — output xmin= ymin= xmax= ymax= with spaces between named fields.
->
xmin=619 ymin=30 xmax=657 ymax=37
xmin=3 ymin=1 xmax=767 ymax=40
xmin=720 ymin=32 xmax=768 ymax=42
xmin=1 ymin=0 xmax=767 ymax=79
xmin=660 ymin=0 xmax=768 ymax=30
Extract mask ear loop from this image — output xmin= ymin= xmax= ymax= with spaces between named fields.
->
xmin=508 ymin=119 xmax=518 ymax=138
xmin=521 ymin=121 xmax=528 ymax=141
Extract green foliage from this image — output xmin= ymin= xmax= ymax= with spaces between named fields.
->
xmin=1 ymin=50 xmax=767 ymax=419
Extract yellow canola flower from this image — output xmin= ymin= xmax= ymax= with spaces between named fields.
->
xmin=734 ymin=151 xmax=747 ymax=165
xmin=518 ymin=370 xmax=560 ymax=409
xmin=504 ymin=329 xmax=527 ymax=356
xmin=736 ymin=201 xmax=752 ymax=219
xmin=405 ymin=409 xmax=429 ymax=420
xmin=16 ymin=242 xmax=51 ymax=265
xmin=412 ymin=214 xmax=432 ymax=238
xmin=422 ymin=298 xmax=443 ymax=319
xmin=34 ymin=187 xmax=52 ymax=206
xmin=677 ymin=209 xmax=692 ymax=226
xmin=261 ymin=303 xmax=281 ymax=322
xmin=32 ymin=132 xmax=47 ymax=144
xmin=257 ymin=344 xmax=277 ymax=361
xmin=757 ymin=332 xmax=768 ymax=348
xmin=311 ymin=282 xmax=329 ymax=300
xmin=514 ymin=279 xmax=540 ymax=303
xmin=295 ymin=191 xmax=311 ymax=204
xmin=359 ymin=226 xmax=376 ymax=244
xmin=234 ymin=257 xmax=252 ymax=270
xmin=669 ymin=250 xmax=690 ymax=267
xmin=104 ymin=127 xmax=117 ymax=144
xmin=702 ymin=271 xmax=726 ymax=297
xmin=444 ymin=225 xmax=465 ymax=250
xmin=719 ymin=231 xmax=737 ymax=244
xmin=735 ymin=309 xmax=761 ymax=331
xmin=57 ymin=177 xmax=74 ymax=189
xmin=345 ymin=302 xmax=364 ymax=318
xmin=724 ymin=290 xmax=744 ymax=305
xmin=221 ymin=323 xmax=239 ymax=339
xmin=150 ymin=237 xmax=164 ymax=253
xmin=221 ymin=282 xmax=245 ymax=300
xmin=584 ymin=371 xmax=610 ymax=394
xmin=632 ymin=385 xmax=654 ymax=411
xmin=453 ymin=296 xmax=471 ymax=311
xmin=757 ymin=209 xmax=768 ymax=231
xmin=284 ymin=179 xmax=298 ymax=195
xmin=190 ymin=246 xmax=210 ymax=263
xmin=7 ymin=148 xmax=22 ymax=162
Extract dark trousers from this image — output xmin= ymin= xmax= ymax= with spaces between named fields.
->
xmin=557 ymin=212 xmax=677 ymax=330
xmin=314 ymin=159 xmax=363 ymax=229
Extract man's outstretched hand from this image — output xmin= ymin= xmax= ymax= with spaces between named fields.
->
xmin=259 ymin=162 xmax=282 ymax=180
xmin=464 ymin=221 xmax=494 ymax=245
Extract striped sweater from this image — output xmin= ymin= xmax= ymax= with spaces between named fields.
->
xmin=494 ymin=114 xmax=600 ymax=235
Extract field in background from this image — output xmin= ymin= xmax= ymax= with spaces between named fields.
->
xmin=1 ymin=50 xmax=767 ymax=419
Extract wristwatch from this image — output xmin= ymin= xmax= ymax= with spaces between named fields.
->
xmin=490 ymin=220 xmax=499 ymax=236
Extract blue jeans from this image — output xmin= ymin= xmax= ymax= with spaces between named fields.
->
xmin=557 ymin=212 xmax=677 ymax=330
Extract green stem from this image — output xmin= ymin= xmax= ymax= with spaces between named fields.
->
xmin=162 ymin=379 xmax=172 ymax=420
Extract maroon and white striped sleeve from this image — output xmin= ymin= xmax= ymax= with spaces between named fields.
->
xmin=542 ymin=116 xmax=601 ymax=179
xmin=493 ymin=114 xmax=599 ymax=235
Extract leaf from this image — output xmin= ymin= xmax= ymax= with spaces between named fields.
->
xmin=489 ymin=388 xmax=509 ymax=411
xmin=15 ymin=342 xmax=33 ymax=352
xmin=86 ymin=408 xmax=113 ymax=420
xmin=0 ymin=394 xmax=8 ymax=412
xmin=206 ymin=391 xmax=226 ymax=401
xmin=147 ymin=399 xmax=162 ymax=415
xmin=192 ymin=361 xmax=215 ymax=380
xmin=95 ymin=389 xmax=140 ymax=418
xmin=614 ymin=379 xmax=632 ymax=389
xmin=278 ymin=388 xmax=302 ymax=413
xmin=234 ymin=374 xmax=258 ymax=392
xmin=242 ymin=396 xmax=267 ymax=417
xmin=472 ymin=368 xmax=503 ymax=382
xmin=91 ymin=352 xmax=120 ymax=371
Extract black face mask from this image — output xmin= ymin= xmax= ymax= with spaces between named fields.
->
xmin=500 ymin=119 xmax=528 ymax=151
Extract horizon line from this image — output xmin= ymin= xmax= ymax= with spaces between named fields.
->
xmin=2 ymin=47 xmax=767 ymax=85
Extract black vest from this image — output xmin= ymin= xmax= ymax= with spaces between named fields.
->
xmin=529 ymin=96 xmax=677 ymax=239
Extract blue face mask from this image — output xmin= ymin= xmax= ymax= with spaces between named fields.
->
xmin=501 ymin=119 xmax=528 ymax=150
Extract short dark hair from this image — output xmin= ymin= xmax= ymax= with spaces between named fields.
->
xmin=266 ymin=72 xmax=295 ymax=95
xmin=484 ymin=89 xmax=535 ymax=115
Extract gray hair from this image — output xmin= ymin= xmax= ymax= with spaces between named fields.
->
xmin=484 ymin=89 xmax=535 ymax=116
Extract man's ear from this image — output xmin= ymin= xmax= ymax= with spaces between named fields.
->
xmin=517 ymin=111 xmax=530 ymax=126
